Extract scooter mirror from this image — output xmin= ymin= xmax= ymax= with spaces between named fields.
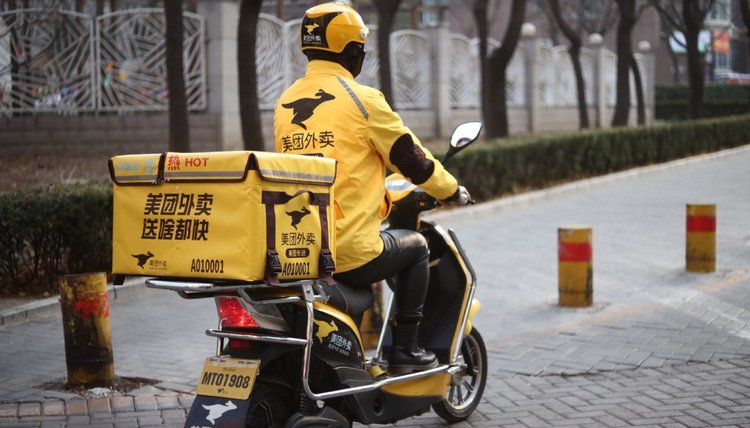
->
xmin=442 ymin=121 xmax=482 ymax=163
xmin=450 ymin=121 xmax=482 ymax=149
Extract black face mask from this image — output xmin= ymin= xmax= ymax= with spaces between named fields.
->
xmin=305 ymin=43 xmax=366 ymax=78
xmin=348 ymin=49 xmax=366 ymax=78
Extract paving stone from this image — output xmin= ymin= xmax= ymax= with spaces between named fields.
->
xmin=110 ymin=396 xmax=134 ymax=413
xmin=17 ymin=402 xmax=41 ymax=417
xmin=87 ymin=398 xmax=112 ymax=415
xmin=64 ymin=399 xmax=87 ymax=416
xmin=155 ymin=396 xmax=180 ymax=411
xmin=41 ymin=401 xmax=64 ymax=417
xmin=133 ymin=397 xmax=158 ymax=412
xmin=0 ymin=403 xmax=17 ymax=418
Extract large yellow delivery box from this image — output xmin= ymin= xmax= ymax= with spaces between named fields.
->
xmin=109 ymin=151 xmax=337 ymax=283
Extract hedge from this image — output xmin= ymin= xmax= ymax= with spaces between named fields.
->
xmin=0 ymin=183 xmax=112 ymax=296
xmin=2 ymin=114 xmax=749 ymax=296
xmin=655 ymin=83 xmax=750 ymax=121
xmin=447 ymin=114 xmax=750 ymax=201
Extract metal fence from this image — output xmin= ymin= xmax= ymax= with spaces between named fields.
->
xmin=0 ymin=8 xmax=645 ymax=117
xmin=255 ymin=14 xmax=645 ymax=111
xmin=0 ymin=7 xmax=206 ymax=116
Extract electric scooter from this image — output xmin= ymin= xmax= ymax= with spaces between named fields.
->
xmin=146 ymin=121 xmax=487 ymax=427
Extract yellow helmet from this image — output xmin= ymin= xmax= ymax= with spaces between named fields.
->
xmin=301 ymin=2 xmax=369 ymax=54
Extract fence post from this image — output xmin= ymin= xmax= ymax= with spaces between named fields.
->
xmin=59 ymin=272 xmax=115 ymax=389
xmin=589 ymin=33 xmax=605 ymax=128
xmin=638 ymin=40 xmax=655 ymax=124
xmin=197 ymin=0 xmax=243 ymax=151
xmin=430 ymin=15 xmax=452 ymax=139
xmin=521 ymin=23 xmax=538 ymax=133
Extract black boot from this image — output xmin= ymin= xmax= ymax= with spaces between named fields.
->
xmin=389 ymin=322 xmax=438 ymax=374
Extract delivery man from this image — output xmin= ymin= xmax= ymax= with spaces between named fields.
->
xmin=274 ymin=1 xmax=470 ymax=373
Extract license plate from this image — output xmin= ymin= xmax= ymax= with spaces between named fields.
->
xmin=195 ymin=357 xmax=260 ymax=400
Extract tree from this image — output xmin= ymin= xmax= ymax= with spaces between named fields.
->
xmin=659 ymin=12 xmax=683 ymax=83
xmin=649 ymin=0 xmax=717 ymax=119
xmin=373 ymin=0 xmax=402 ymax=105
xmin=612 ymin=0 xmax=637 ymax=127
xmin=739 ymin=0 xmax=750 ymax=69
xmin=474 ymin=0 xmax=527 ymax=139
xmin=165 ymin=0 xmax=190 ymax=151
xmin=238 ymin=0 xmax=264 ymax=150
xmin=546 ymin=0 xmax=589 ymax=129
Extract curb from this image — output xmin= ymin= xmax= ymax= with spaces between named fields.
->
xmin=0 ymin=278 xmax=147 ymax=326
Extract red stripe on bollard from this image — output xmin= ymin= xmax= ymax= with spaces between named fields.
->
xmin=686 ymin=215 xmax=716 ymax=232
xmin=558 ymin=242 xmax=592 ymax=263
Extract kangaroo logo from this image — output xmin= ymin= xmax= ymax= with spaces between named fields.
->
xmin=314 ymin=319 xmax=338 ymax=343
xmin=202 ymin=400 xmax=237 ymax=425
xmin=131 ymin=251 xmax=154 ymax=269
xmin=282 ymin=89 xmax=335 ymax=130
xmin=286 ymin=207 xmax=311 ymax=230
xmin=304 ymin=22 xmax=319 ymax=34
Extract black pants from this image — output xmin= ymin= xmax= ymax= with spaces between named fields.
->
xmin=333 ymin=229 xmax=429 ymax=325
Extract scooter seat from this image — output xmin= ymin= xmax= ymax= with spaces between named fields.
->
xmin=320 ymin=281 xmax=373 ymax=321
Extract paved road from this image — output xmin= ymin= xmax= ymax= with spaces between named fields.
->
xmin=1 ymin=145 xmax=750 ymax=427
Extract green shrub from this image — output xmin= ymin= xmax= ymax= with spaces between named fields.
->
xmin=447 ymin=114 xmax=750 ymax=201
xmin=655 ymin=84 xmax=750 ymax=121
xmin=0 ymin=183 xmax=112 ymax=296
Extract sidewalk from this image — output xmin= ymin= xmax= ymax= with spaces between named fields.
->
xmin=2 ymin=145 xmax=750 ymax=427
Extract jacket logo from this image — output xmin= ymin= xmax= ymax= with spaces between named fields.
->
xmin=286 ymin=207 xmax=311 ymax=230
xmin=282 ymin=89 xmax=335 ymax=130
xmin=314 ymin=319 xmax=338 ymax=343
xmin=132 ymin=251 xmax=154 ymax=269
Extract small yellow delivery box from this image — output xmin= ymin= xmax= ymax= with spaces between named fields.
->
xmin=109 ymin=151 xmax=336 ymax=283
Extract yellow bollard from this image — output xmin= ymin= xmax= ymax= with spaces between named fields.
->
xmin=59 ymin=272 xmax=115 ymax=389
xmin=558 ymin=226 xmax=593 ymax=307
xmin=686 ymin=204 xmax=716 ymax=273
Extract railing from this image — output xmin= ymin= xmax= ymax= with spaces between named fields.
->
xmin=255 ymin=14 xmax=648 ymax=112
xmin=0 ymin=7 xmax=206 ymax=116
xmin=0 ymin=8 xmax=649 ymax=120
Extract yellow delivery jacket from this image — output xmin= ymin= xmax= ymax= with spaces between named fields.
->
xmin=274 ymin=60 xmax=458 ymax=273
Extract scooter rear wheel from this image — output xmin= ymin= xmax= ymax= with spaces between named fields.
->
xmin=432 ymin=328 xmax=487 ymax=422
xmin=245 ymin=381 xmax=294 ymax=428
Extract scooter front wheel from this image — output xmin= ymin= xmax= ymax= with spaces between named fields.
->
xmin=432 ymin=328 xmax=487 ymax=422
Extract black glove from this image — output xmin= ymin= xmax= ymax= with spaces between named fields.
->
xmin=442 ymin=185 xmax=472 ymax=205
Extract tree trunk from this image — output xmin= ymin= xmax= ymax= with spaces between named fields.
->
xmin=548 ymin=0 xmax=589 ymax=129
xmin=738 ymin=0 xmax=750 ymax=74
xmin=165 ymin=0 xmax=190 ymax=151
xmin=683 ymin=0 xmax=704 ymax=119
xmin=483 ymin=0 xmax=526 ymax=138
xmin=473 ymin=0 xmax=490 ymax=131
xmin=373 ymin=0 xmax=401 ymax=106
xmin=631 ymin=54 xmax=645 ymax=125
xmin=238 ymin=0 xmax=264 ymax=150
xmin=5 ymin=0 xmax=18 ymax=111
xmin=612 ymin=0 xmax=636 ymax=127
